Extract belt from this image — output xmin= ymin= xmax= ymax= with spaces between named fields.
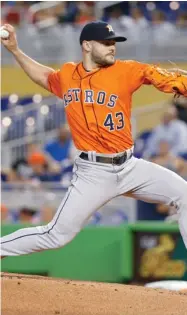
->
xmin=79 ymin=151 xmax=133 ymax=165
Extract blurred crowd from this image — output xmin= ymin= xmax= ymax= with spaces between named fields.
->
xmin=1 ymin=125 xmax=77 ymax=224
xmin=137 ymin=96 xmax=187 ymax=176
xmin=1 ymin=1 xmax=187 ymax=44
xmin=1 ymin=124 xmax=76 ymax=184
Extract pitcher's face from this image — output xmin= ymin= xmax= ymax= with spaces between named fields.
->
xmin=90 ymin=40 xmax=116 ymax=66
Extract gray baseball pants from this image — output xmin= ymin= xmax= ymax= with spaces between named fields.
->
xmin=1 ymin=152 xmax=187 ymax=256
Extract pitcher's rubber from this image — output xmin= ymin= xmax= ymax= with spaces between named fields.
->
xmin=1 ymin=273 xmax=187 ymax=315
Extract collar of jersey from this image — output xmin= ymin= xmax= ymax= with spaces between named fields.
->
xmin=73 ymin=62 xmax=101 ymax=80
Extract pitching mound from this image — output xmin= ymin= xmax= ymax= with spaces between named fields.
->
xmin=1 ymin=273 xmax=187 ymax=315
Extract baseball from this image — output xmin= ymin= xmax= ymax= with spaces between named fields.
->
xmin=0 ymin=27 xmax=9 ymax=39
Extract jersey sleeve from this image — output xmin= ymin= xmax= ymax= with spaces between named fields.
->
xmin=48 ymin=70 xmax=63 ymax=98
xmin=143 ymin=64 xmax=187 ymax=96
xmin=119 ymin=60 xmax=152 ymax=92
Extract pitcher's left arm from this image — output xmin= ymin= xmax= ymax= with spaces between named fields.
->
xmin=143 ymin=65 xmax=187 ymax=97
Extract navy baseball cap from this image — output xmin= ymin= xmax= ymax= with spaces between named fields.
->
xmin=79 ymin=21 xmax=127 ymax=45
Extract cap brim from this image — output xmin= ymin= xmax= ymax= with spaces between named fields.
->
xmin=104 ymin=35 xmax=127 ymax=42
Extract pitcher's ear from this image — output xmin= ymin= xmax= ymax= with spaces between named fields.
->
xmin=82 ymin=40 xmax=92 ymax=52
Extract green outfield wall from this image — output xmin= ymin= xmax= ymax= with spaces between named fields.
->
xmin=1 ymin=222 xmax=187 ymax=282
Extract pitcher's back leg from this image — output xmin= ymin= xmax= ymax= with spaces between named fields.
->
xmin=120 ymin=158 xmax=187 ymax=248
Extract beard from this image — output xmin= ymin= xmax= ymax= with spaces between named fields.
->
xmin=91 ymin=52 xmax=115 ymax=66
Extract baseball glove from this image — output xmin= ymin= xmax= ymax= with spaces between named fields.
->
xmin=144 ymin=66 xmax=187 ymax=97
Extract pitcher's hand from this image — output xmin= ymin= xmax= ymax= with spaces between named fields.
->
xmin=1 ymin=24 xmax=19 ymax=53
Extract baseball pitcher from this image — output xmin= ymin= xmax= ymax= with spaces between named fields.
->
xmin=1 ymin=21 xmax=187 ymax=258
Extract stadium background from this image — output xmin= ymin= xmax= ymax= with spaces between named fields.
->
xmin=1 ymin=0 xmax=187 ymax=285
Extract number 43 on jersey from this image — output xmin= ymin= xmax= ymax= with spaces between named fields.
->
xmin=104 ymin=112 xmax=125 ymax=131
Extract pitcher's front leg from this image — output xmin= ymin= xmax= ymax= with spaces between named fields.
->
xmin=1 ymin=162 xmax=116 ymax=256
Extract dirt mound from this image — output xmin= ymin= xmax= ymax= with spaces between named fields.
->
xmin=1 ymin=273 xmax=187 ymax=315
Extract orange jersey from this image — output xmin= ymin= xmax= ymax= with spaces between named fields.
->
xmin=48 ymin=60 xmax=187 ymax=153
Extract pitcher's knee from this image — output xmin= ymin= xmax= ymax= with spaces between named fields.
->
xmin=50 ymin=230 xmax=77 ymax=248
xmin=42 ymin=223 xmax=79 ymax=249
